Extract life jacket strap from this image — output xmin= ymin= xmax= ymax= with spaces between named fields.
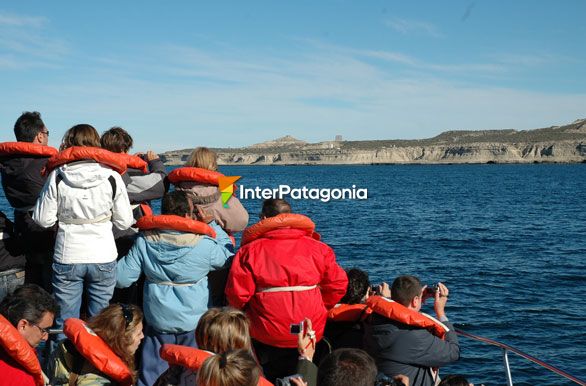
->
xmin=257 ymin=284 xmax=317 ymax=293
xmin=148 ymin=277 xmax=205 ymax=287
xmin=58 ymin=213 xmax=112 ymax=225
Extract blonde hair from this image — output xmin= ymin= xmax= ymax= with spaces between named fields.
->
xmin=185 ymin=147 xmax=218 ymax=171
xmin=60 ymin=124 xmax=101 ymax=150
xmin=195 ymin=307 xmax=251 ymax=354
xmin=197 ymin=349 xmax=260 ymax=386
xmin=86 ymin=304 xmax=143 ymax=382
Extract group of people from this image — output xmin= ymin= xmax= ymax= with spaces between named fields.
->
xmin=0 ymin=111 xmax=470 ymax=386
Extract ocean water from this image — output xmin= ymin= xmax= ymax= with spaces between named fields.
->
xmin=218 ymin=164 xmax=586 ymax=386
xmin=2 ymin=164 xmax=585 ymax=386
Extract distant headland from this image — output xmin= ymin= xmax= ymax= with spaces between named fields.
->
xmin=160 ymin=119 xmax=586 ymax=165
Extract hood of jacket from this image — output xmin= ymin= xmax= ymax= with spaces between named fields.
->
xmin=143 ymin=230 xmax=204 ymax=265
xmin=57 ymin=162 xmax=113 ymax=189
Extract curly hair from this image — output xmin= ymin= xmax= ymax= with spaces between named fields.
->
xmin=100 ymin=127 xmax=133 ymax=153
xmin=86 ymin=304 xmax=143 ymax=381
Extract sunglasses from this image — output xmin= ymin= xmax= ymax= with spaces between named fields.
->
xmin=119 ymin=303 xmax=134 ymax=329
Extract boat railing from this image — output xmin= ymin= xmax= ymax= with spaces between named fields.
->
xmin=455 ymin=329 xmax=586 ymax=386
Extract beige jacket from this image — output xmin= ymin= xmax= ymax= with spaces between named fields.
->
xmin=176 ymin=182 xmax=249 ymax=233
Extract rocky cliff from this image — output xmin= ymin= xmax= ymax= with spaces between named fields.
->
xmin=161 ymin=119 xmax=586 ymax=165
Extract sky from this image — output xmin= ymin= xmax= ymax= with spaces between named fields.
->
xmin=0 ymin=1 xmax=585 ymax=151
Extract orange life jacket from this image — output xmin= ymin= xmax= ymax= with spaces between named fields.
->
xmin=118 ymin=153 xmax=148 ymax=174
xmin=327 ymin=303 xmax=372 ymax=322
xmin=366 ymin=296 xmax=449 ymax=339
xmin=136 ymin=215 xmax=216 ymax=238
xmin=0 ymin=315 xmax=44 ymax=386
xmin=241 ymin=213 xmax=318 ymax=246
xmin=167 ymin=167 xmax=224 ymax=186
xmin=43 ymin=146 xmax=127 ymax=176
xmin=160 ymin=344 xmax=273 ymax=386
xmin=63 ymin=318 xmax=133 ymax=386
xmin=0 ymin=142 xmax=58 ymax=158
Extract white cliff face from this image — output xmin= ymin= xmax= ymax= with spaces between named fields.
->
xmin=160 ymin=141 xmax=586 ymax=165
xmin=160 ymin=120 xmax=586 ymax=165
xmin=211 ymin=142 xmax=585 ymax=165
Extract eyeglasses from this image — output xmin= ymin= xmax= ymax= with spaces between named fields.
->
xmin=119 ymin=303 xmax=134 ymax=329
xmin=41 ymin=130 xmax=49 ymax=136
xmin=29 ymin=322 xmax=50 ymax=336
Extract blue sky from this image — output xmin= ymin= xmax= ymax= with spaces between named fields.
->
xmin=1 ymin=1 xmax=585 ymax=151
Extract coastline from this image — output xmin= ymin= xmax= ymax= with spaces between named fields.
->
xmin=161 ymin=119 xmax=586 ymax=166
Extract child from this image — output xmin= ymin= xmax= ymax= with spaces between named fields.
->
xmin=116 ymin=190 xmax=233 ymax=386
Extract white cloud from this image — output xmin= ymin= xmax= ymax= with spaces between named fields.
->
xmin=0 ymin=11 xmax=68 ymax=65
xmin=0 ymin=13 xmax=46 ymax=28
xmin=385 ymin=17 xmax=443 ymax=38
xmin=1 ymin=36 xmax=584 ymax=151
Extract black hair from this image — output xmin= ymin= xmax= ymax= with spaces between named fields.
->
xmin=162 ymin=190 xmax=192 ymax=217
xmin=14 ymin=111 xmax=45 ymax=142
xmin=317 ymin=349 xmax=377 ymax=386
xmin=260 ymin=198 xmax=291 ymax=218
xmin=340 ymin=268 xmax=370 ymax=305
xmin=0 ymin=284 xmax=59 ymax=327
xmin=391 ymin=275 xmax=423 ymax=307
xmin=438 ymin=375 xmax=471 ymax=386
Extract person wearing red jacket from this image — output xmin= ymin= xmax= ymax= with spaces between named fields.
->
xmin=225 ymin=198 xmax=348 ymax=382
xmin=0 ymin=284 xmax=59 ymax=386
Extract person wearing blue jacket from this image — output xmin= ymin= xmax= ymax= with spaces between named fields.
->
xmin=116 ymin=190 xmax=233 ymax=386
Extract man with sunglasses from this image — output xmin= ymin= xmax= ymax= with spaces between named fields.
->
xmin=0 ymin=283 xmax=59 ymax=386
xmin=0 ymin=112 xmax=57 ymax=293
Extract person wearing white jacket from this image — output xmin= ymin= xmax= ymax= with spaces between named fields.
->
xmin=32 ymin=124 xmax=133 ymax=337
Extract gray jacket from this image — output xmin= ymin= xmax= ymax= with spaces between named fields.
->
xmin=364 ymin=313 xmax=460 ymax=386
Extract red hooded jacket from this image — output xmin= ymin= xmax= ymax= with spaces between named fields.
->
xmin=225 ymin=214 xmax=348 ymax=348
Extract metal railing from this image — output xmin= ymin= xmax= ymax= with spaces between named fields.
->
xmin=455 ymin=329 xmax=586 ymax=386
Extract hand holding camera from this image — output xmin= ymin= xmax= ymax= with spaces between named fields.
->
xmin=294 ymin=317 xmax=316 ymax=362
xmin=135 ymin=150 xmax=159 ymax=162
xmin=433 ymin=282 xmax=449 ymax=319
xmin=370 ymin=282 xmax=391 ymax=298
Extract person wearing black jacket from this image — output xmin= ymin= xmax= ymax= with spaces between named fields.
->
xmin=0 ymin=112 xmax=56 ymax=292
xmin=364 ymin=275 xmax=460 ymax=386
xmin=0 ymin=212 xmax=25 ymax=300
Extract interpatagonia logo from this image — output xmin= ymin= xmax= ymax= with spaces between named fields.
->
xmin=218 ymin=176 xmax=241 ymax=208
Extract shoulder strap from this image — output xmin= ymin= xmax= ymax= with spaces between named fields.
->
xmin=55 ymin=173 xmax=63 ymax=203
xmin=108 ymin=175 xmax=116 ymax=200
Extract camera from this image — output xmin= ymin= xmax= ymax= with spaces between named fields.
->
xmin=423 ymin=284 xmax=438 ymax=297
xmin=370 ymin=284 xmax=380 ymax=295
xmin=289 ymin=321 xmax=304 ymax=335
xmin=276 ymin=374 xmax=304 ymax=386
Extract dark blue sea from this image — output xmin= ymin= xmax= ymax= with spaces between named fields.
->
xmin=2 ymin=164 xmax=585 ymax=386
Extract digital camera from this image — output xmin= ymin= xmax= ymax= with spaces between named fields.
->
xmin=289 ymin=321 xmax=304 ymax=334
xmin=423 ymin=284 xmax=438 ymax=297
